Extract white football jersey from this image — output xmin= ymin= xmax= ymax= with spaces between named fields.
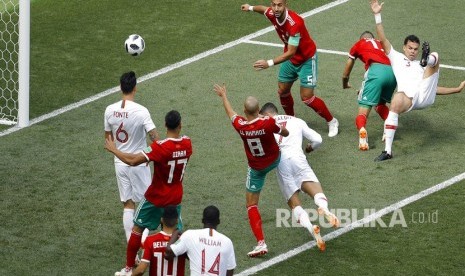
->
xmin=170 ymin=228 xmax=236 ymax=276
xmin=273 ymin=115 xmax=322 ymax=160
xmin=104 ymin=100 xmax=155 ymax=165
xmin=387 ymin=46 xmax=424 ymax=96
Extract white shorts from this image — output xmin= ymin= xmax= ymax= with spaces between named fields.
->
xmin=407 ymin=71 xmax=439 ymax=112
xmin=276 ymin=155 xmax=319 ymax=201
xmin=115 ymin=165 xmax=151 ymax=202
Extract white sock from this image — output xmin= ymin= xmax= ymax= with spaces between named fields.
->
xmin=313 ymin=193 xmax=329 ymax=210
xmin=293 ymin=206 xmax=313 ymax=232
xmin=141 ymin=228 xmax=149 ymax=247
xmin=427 ymin=52 xmax=439 ymax=67
xmin=384 ymin=111 xmax=399 ymax=154
xmin=123 ymin=208 xmax=134 ymax=242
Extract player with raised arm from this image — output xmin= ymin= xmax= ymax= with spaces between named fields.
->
xmin=132 ymin=206 xmax=186 ymax=276
xmin=342 ymin=31 xmax=396 ymax=150
xmin=214 ymin=83 xmax=288 ymax=257
xmin=104 ymin=71 xmax=158 ymax=245
xmin=241 ymin=0 xmax=339 ymax=137
xmin=260 ymin=102 xmax=339 ymax=252
xmin=106 ymin=110 xmax=193 ymax=276
xmin=370 ymin=0 xmax=465 ymax=161
xmin=165 ymin=206 xmax=236 ymax=276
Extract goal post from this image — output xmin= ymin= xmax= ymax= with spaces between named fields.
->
xmin=0 ymin=0 xmax=29 ymax=127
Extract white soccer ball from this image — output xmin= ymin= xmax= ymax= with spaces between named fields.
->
xmin=124 ymin=34 xmax=145 ymax=56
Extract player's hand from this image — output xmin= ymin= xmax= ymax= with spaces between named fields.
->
xmin=104 ymin=136 xmax=116 ymax=153
xmin=213 ymin=83 xmax=227 ymax=97
xmin=253 ymin=60 xmax=269 ymax=71
xmin=370 ymin=0 xmax=384 ymax=14
xmin=241 ymin=4 xmax=250 ymax=11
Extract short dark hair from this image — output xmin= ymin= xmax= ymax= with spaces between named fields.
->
xmin=165 ymin=110 xmax=181 ymax=130
xmin=162 ymin=205 xmax=178 ymax=228
xmin=360 ymin=31 xmax=374 ymax=39
xmin=120 ymin=71 xmax=137 ymax=94
xmin=404 ymin=35 xmax=420 ymax=45
xmin=259 ymin=102 xmax=279 ymax=115
xmin=202 ymin=205 xmax=220 ymax=225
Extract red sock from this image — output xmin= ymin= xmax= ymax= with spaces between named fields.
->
xmin=279 ymin=94 xmax=294 ymax=116
xmin=247 ymin=205 xmax=264 ymax=242
xmin=126 ymin=230 xmax=142 ymax=267
xmin=355 ymin=114 xmax=367 ymax=130
xmin=303 ymin=96 xmax=333 ymax=122
xmin=375 ymin=104 xmax=389 ymax=121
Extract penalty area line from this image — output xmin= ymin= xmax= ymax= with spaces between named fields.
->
xmin=236 ymin=172 xmax=465 ymax=276
xmin=0 ymin=0 xmax=350 ymax=138
xmin=243 ymin=40 xmax=465 ymax=71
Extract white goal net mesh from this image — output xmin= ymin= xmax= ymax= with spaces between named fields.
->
xmin=0 ymin=0 xmax=19 ymax=125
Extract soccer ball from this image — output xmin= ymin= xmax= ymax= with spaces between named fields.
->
xmin=124 ymin=34 xmax=145 ymax=56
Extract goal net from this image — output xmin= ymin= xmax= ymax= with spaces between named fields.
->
xmin=0 ymin=0 xmax=29 ymax=126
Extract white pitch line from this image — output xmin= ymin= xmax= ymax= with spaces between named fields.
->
xmin=0 ymin=0 xmax=350 ymax=138
xmin=244 ymin=39 xmax=465 ymax=71
xmin=237 ymin=172 xmax=465 ymax=276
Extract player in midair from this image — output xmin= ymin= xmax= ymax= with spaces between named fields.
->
xmin=342 ymin=31 xmax=397 ymax=150
xmin=260 ymin=102 xmax=339 ymax=252
xmin=241 ymin=0 xmax=339 ymax=137
xmin=370 ymin=0 xmax=465 ymax=161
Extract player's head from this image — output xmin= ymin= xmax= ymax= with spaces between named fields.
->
xmin=161 ymin=205 xmax=179 ymax=228
xmin=244 ymin=96 xmax=260 ymax=117
xmin=360 ymin=31 xmax=374 ymax=39
xmin=259 ymin=102 xmax=279 ymax=117
xmin=271 ymin=0 xmax=287 ymax=19
xmin=403 ymin=35 xmax=421 ymax=61
xmin=165 ymin=110 xmax=182 ymax=130
xmin=120 ymin=71 xmax=137 ymax=94
xmin=202 ymin=205 xmax=220 ymax=228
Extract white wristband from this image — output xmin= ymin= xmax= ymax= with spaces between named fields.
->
xmin=375 ymin=13 xmax=382 ymax=24
xmin=267 ymin=59 xmax=274 ymax=67
xmin=248 ymin=5 xmax=254 ymax=11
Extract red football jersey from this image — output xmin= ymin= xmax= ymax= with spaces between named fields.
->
xmin=232 ymin=115 xmax=281 ymax=170
xmin=264 ymin=8 xmax=317 ymax=65
xmin=143 ymin=136 xmax=193 ymax=206
xmin=349 ymin=38 xmax=391 ymax=70
xmin=142 ymin=231 xmax=186 ymax=276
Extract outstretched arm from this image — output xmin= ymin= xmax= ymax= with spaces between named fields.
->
xmin=437 ymin=80 xmax=465 ymax=95
xmin=342 ymin=58 xmax=355 ymax=89
xmin=241 ymin=3 xmax=267 ymax=14
xmin=371 ymin=0 xmax=392 ymax=55
xmin=104 ymin=137 xmax=148 ymax=166
xmin=214 ymin=84 xmax=237 ymax=119
xmin=253 ymin=44 xmax=297 ymax=70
